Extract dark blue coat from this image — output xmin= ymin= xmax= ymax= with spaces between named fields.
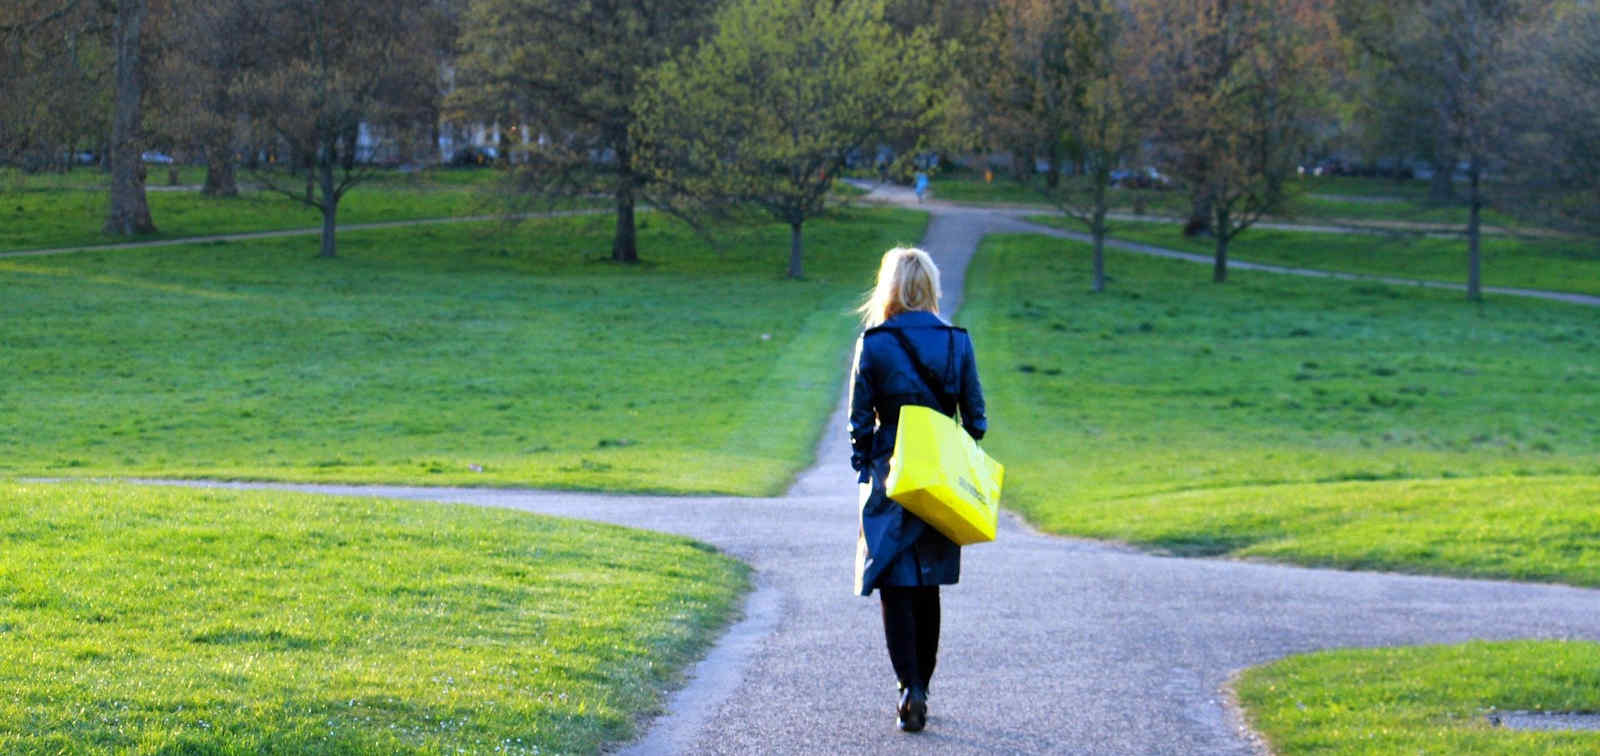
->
xmin=849 ymin=310 xmax=987 ymax=596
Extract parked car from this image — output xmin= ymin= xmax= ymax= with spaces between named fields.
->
xmin=448 ymin=146 xmax=497 ymax=166
xmin=1112 ymin=166 xmax=1171 ymax=189
xmin=140 ymin=151 xmax=174 ymax=164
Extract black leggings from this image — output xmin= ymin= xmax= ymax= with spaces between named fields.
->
xmin=879 ymin=585 xmax=941 ymax=693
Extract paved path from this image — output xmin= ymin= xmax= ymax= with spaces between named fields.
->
xmin=127 ymin=190 xmax=1600 ymax=754
xmin=849 ymin=180 xmax=1598 ymax=308
xmin=0 ymin=210 xmax=607 ymax=259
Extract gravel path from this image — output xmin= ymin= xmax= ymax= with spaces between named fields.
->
xmin=124 ymin=189 xmax=1600 ymax=753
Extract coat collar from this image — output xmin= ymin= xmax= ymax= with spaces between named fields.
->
xmin=883 ymin=310 xmax=949 ymax=329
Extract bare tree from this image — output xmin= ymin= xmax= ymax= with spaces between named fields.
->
xmin=1137 ymin=0 xmax=1341 ymax=283
xmin=234 ymin=0 xmax=440 ymax=258
xmin=155 ymin=0 xmax=261 ymax=197
xmin=973 ymin=0 xmax=1156 ymax=292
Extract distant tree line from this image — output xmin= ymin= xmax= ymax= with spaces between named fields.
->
xmin=2 ymin=0 xmax=1595 ymax=291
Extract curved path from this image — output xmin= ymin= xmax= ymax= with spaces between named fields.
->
xmin=124 ymin=192 xmax=1600 ymax=754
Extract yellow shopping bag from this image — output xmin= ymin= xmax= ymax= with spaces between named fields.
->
xmin=884 ymin=404 xmax=1004 ymax=545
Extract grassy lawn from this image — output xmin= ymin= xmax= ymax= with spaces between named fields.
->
xmin=1 ymin=170 xmax=523 ymax=253
xmin=0 ymin=207 xmax=928 ymax=494
xmin=1025 ymin=214 xmax=1600 ymax=297
xmin=961 ymin=233 xmax=1600 ymax=585
xmin=1235 ymin=641 xmax=1600 ymax=754
xmin=926 ymin=169 xmax=1537 ymax=229
xmin=0 ymin=480 xmax=747 ymax=754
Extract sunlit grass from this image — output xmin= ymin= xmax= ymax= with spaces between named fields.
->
xmin=0 ymin=208 xmax=928 ymax=494
xmin=962 ymin=233 xmax=1600 ymax=581
xmin=0 ymin=480 xmax=748 ymax=754
xmin=1236 ymin=641 xmax=1600 ymax=755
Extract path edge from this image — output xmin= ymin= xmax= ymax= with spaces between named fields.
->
xmin=616 ymin=575 xmax=783 ymax=755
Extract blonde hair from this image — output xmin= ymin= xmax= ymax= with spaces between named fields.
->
xmin=859 ymin=246 xmax=941 ymax=328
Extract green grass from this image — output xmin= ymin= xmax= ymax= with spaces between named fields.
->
xmin=1070 ymin=477 xmax=1600 ymax=586
xmin=927 ymin=170 xmax=1545 ymax=229
xmin=0 ymin=178 xmax=521 ymax=253
xmin=0 ymin=208 xmax=928 ymax=494
xmin=1025 ymin=214 xmax=1600 ymax=297
xmin=961 ymin=233 xmax=1600 ymax=583
xmin=0 ymin=480 xmax=748 ymax=754
xmin=1235 ymin=641 xmax=1600 ymax=754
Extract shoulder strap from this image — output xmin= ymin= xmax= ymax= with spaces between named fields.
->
xmin=870 ymin=326 xmax=957 ymax=417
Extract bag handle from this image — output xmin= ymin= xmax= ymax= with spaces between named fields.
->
xmin=883 ymin=327 xmax=958 ymax=418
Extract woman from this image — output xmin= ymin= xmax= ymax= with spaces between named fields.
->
xmin=848 ymin=246 xmax=987 ymax=733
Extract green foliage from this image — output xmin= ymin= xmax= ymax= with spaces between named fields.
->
xmin=450 ymin=0 xmax=721 ymax=261
xmin=0 ymin=208 xmax=928 ymax=494
xmin=0 ymin=481 xmax=748 ymax=754
xmin=962 ymin=233 xmax=1600 ymax=581
xmin=637 ymin=0 xmax=946 ymax=276
xmin=1236 ymin=641 xmax=1600 ymax=754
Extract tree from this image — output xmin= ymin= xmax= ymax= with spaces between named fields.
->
xmin=968 ymin=0 xmax=1081 ymax=189
xmin=975 ymin=0 xmax=1154 ymax=292
xmin=1343 ymin=0 xmax=1547 ymax=300
xmin=1137 ymin=0 xmax=1340 ymax=283
xmin=234 ymin=0 xmax=440 ymax=258
xmin=0 ymin=1 xmax=112 ymax=174
xmin=1505 ymin=4 xmax=1600 ymax=235
xmin=451 ymin=0 xmax=719 ymax=264
xmin=636 ymin=0 xmax=946 ymax=278
xmin=104 ymin=0 xmax=156 ymax=235
xmin=154 ymin=0 xmax=260 ymax=197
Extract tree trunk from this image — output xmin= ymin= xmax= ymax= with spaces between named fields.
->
xmin=167 ymin=164 xmax=180 ymax=186
xmin=1429 ymin=153 xmax=1456 ymax=204
xmin=304 ymin=153 xmax=315 ymax=204
xmin=341 ymin=125 xmax=358 ymax=172
xmin=612 ymin=150 xmax=639 ymax=263
xmin=202 ymin=140 xmax=238 ymax=197
xmin=1212 ymin=206 xmax=1230 ymax=283
xmin=103 ymin=0 xmax=155 ymax=236
xmin=318 ymin=155 xmax=338 ymax=258
xmin=787 ymin=221 xmax=805 ymax=279
xmin=1091 ymin=177 xmax=1108 ymax=293
xmin=1045 ymin=142 xmax=1061 ymax=189
xmin=1466 ymin=160 xmax=1482 ymax=301
xmin=1185 ymin=192 xmax=1213 ymax=237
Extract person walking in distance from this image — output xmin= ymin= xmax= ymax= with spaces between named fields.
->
xmin=848 ymin=247 xmax=987 ymax=732
xmin=913 ymin=169 xmax=929 ymax=202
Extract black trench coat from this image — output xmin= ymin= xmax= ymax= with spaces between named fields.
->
xmin=849 ymin=310 xmax=987 ymax=596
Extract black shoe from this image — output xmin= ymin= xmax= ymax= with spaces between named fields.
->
xmin=897 ymin=686 xmax=927 ymax=732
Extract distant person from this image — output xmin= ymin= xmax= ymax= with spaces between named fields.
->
xmin=913 ymin=170 xmax=929 ymax=202
xmin=848 ymin=247 xmax=987 ymax=733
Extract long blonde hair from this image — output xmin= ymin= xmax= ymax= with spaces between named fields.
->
xmin=859 ymin=246 xmax=941 ymax=328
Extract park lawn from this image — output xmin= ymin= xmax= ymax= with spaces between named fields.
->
xmin=0 ymin=175 xmax=531 ymax=253
xmin=3 ymin=165 xmax=212 ymax=190
xmin=0 ymin=207 xmax=928 ymax=494
xmin=961 ymin=233 xmax=1600 ymax=585
xmin=1235 ymin=641 xmax=1600 ymax=755
xmin=929 ymin=169 xmax=1535 ymax=229
xmin=1025 ymin=214 xmax=1600 ymax=297
xmin=0 ymin=480 xmax=748 ymax=754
